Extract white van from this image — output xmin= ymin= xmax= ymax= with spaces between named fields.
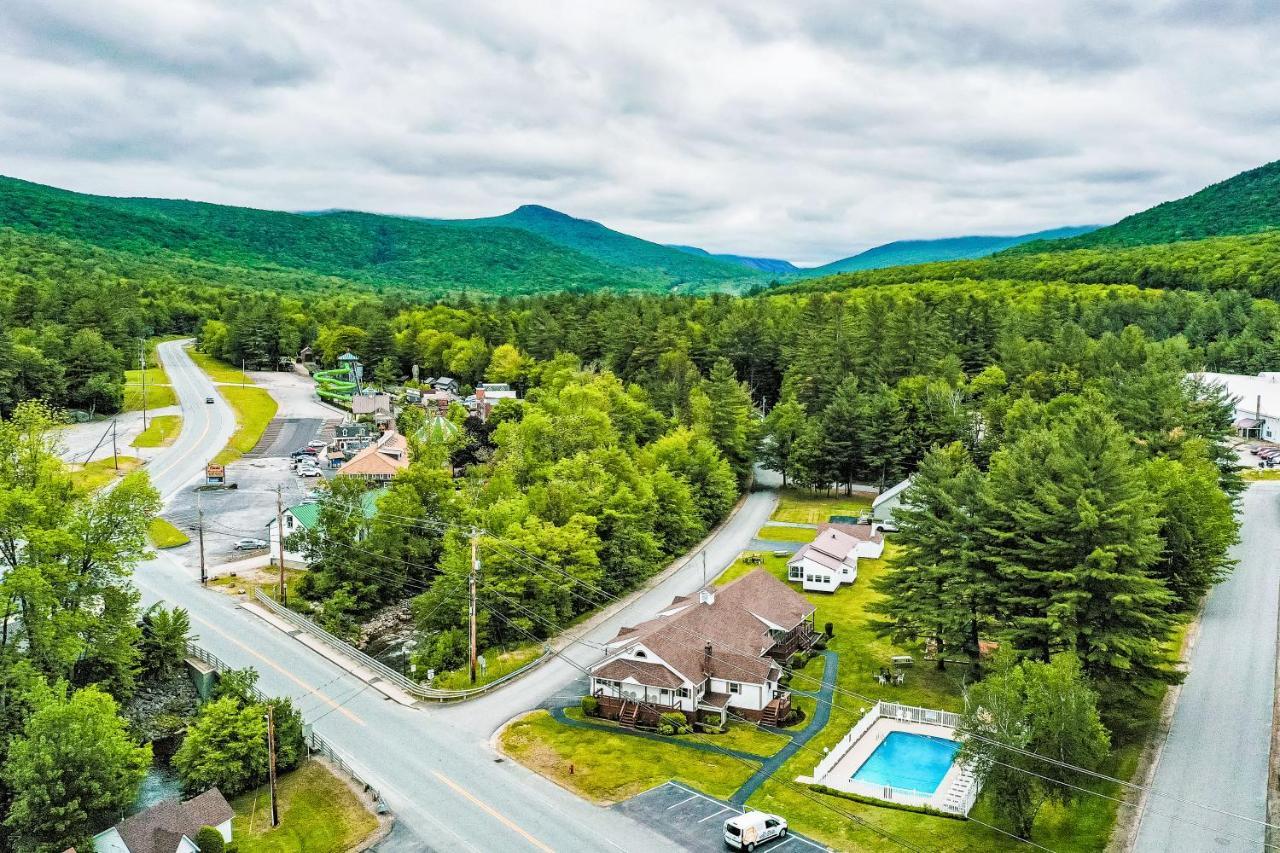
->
xmin=724 ymin=811 xmax=788 ymax=851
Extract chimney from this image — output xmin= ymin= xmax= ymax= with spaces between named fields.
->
xmin=698 ymin=588 xmax=715 ymax=606
xmin=703 ymin=643 xmax=713 ymax=675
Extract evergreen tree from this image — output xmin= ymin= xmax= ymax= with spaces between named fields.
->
xmin=758 ymin=398 xmax=807 ymax=486
xmin=702 ymin=358 xmax=757 ymax=485
xmin=982 ymin=403 xmax=1178 ymax=701
xmin=872 ymin=443 xmax=992 ymax=667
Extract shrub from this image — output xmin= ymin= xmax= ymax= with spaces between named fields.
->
xmin=580 ymin=696 xmax=600 ymax=717
xmin=659 ymin=711 xmax=690 ymax=734
xmin=658 ymin=724 xmax=675 ymax=735
xmin=195 ymin=827 xmax=225 ymax=853
xmin=808 ymin=783 xmax=964 ymax=820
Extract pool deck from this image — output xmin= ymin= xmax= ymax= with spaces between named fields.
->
xmin=805 ymin=716 xmax=965 ymax=811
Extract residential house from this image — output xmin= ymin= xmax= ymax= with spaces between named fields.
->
xmin=266 ymin=488 xmax=388 ymax=567
xmin=337 ymin=430 xmax=409 ymax=482
xmin=786 ymin=523 xmax=884 ymax=592
xmin=1197 ymin=371 xmax=1280 ymax=440
xmin=588 ymin=569 xmax=817 ymax=727
xmin=871 ymin=477 xmax=913 ymax=532
xmin=92 ymin=788 xmax=232 ymax=853
xmin=334 ymin=421 xmax=373 ymax=454
xmin=421 ymin=390 xmax=460 ymax=414
xmin=432 ymin=376 xmax=461 ymax=396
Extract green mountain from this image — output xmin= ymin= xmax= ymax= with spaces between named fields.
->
xmin=803 ymin=226 xmax=1099 ymax=275
xmin=432 ymin=204 xmax=764 ymax=287
xmin=667 ymin=244 xmax=798 ymax=274
xmin=1018 ymin=159 xmax=1280 ymax=252
xmin=0 ymin=177 xmax=751 ymax=297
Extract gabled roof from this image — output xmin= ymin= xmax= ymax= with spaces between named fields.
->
xmin=787 ymin=543 xmax=845 ymax=573
xmin=872 ymin=477 xmax=913 ymax=508
xmin=597 ymin=569 xmax=812 ymax=688
xmin=805 ymin=527 xmax=859 ymax=561
xmin=270 ymin=488 xmax=386 ymax=531
xmin=339 ymin=431 xmax=409 ymax=478
xmin=111 ymin=788 xmax=232 ymax=853
xmin=595 ymin=658 xmax=684 ymax=688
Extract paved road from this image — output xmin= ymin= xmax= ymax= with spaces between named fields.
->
xmin=441 ymin=468 xmax=782 ymax=738
xmin=1133 ymin=482 xmax=1280 ymax=852
xmin=143 ymin=341 xmax=690 ymax=852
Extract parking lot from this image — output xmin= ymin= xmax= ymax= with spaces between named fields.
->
xmin=612 ymin=782 xmax=829 ymax=852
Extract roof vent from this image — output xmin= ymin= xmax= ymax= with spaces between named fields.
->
xmin=698 ymin=588 xmax=715 ymax=605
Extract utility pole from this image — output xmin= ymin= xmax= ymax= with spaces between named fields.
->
xmin=469 ymin=527 xmax=479 ymax=685
xmin=265 ymin=705 xmax=280 ymax=827
xmin=701 ymin=550 xmax=707 ymax=588
xmin=139 ymin=339 xmax=148 ymax=431
xmin=197 ymin=492 xmax=207 ymax=586
xmin=111 ymin=420 xmax=119 ymax=472
xmin=276 ymin=484 xmax=287 ymax=605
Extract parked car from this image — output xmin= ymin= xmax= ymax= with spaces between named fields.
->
xmin=290 ymin=449 xmax=310 ymax=458
xmin=724 ymin=812 xmax=787 ymax=851
xmin=1261 ymin=449 xmax=1280 ymax=460
xmin=234 ymin=538 xmax=267 ymax=551
xmin=302 ymin=447 xmax=320 ymax=455
xmin=205 ymin=396 xmax=215 ymax=404
xmin=307 ymin=439 xmax=329 ymax=449
xmin=297 ymin=466 xmax=323 ymax=478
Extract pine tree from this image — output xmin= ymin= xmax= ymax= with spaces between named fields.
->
xmin=759 ymin=398 xmax=807 ymax=486
xmin=702 ymin=358 xmax=757 ymax=485
xmin=872 ymin=443 xmax=992 ymax=667
xmin=982 ymin=403 xmax=1177 ymax=701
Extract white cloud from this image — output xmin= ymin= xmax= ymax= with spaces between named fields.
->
xmin=0 ymin=0 xmax=1277 ymax=264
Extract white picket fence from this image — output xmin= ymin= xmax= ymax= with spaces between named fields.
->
xmin=812 ymin=700 xmax=959 ymax=780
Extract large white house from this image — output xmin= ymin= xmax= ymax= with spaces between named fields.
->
xmin=266 ymin=488 xmax=387 ymax=568
xmin=93 ymin=788 xmax=233 ymax=853
xmin=787 ymin=523 xmax=884 ymax=592
xmin=588 ymin=569 xmax=818 ymax=727
xmin=871 ymin=476 xmax=913 ymax=532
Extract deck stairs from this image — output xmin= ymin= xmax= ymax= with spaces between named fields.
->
xmin=619 ymin=699 xmax=640 ymax=728
xmin=760 ymin=698 xmax=787 ymax=727
xmin=941 ymin=764 xmax=978 ymax=815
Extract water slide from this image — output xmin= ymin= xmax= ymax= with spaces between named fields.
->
xmin=313 ymin=366 xmax=358 ymax=404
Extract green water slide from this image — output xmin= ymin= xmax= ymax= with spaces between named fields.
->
xmin=314 ymin=366 xmax=357 ymax=404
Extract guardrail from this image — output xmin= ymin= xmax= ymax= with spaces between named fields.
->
xmin=186 ymin=640 xmax=381 ymax=803
xmin=250 ymin=589 xmax=551 ymax=702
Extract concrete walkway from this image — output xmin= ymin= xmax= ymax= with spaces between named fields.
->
xmin=732 ymin=650 xmax=838 ymax=805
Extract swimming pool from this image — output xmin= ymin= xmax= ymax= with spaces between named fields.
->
xmin=851 ymin=731 xmax=960 ymax=794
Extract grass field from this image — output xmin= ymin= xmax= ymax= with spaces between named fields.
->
xmin=231 ymin=760 xmax=379 ymax=853
xmin=563 ymin=706 xmax=790 ymax=757
xmin=432 ymin=642 xmax=545 ymax=690
xmin=67 ymin=457 xmax=141 ymax=492
xmin=122 ymin=367 xmax=177 ymax=411
xmin=770 ymin=488 xmax=874 ymax=525
xmin=147 ymin=517 xmax=190 ymax=548
xmin=1242 ymin=468 xmax=1280 ymax=480
xmin=755 ymin=525 xmax=818 ymax=543
xmin=132 ymin=414 xmax=182 ymax=448
xmin=189 ymin=347 xmax=253 ymax=384
xmin=500 ymin=710 xmax=758 ymax=804
xmin=213 ymin=385 xmax=278 ymax=465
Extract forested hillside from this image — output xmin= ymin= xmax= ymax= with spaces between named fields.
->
xmin=804 ymin=225 xmax=1098 ymax=274
xmin=0 ymin=177 xmax=754 ymax=302
xmin=668 ymin=244 xmax=799 ymax=274
xmin=782 ymin=230 xmax=1280 ymax=300
xmin=1017 ymin=158 xmax=1280 ymax=250
xmin=434 ymin=204 xmax=766 ymax=286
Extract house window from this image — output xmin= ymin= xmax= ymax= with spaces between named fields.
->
xmin=286 ymin=515 xmax=294 ymax=529
xmin=678 ymin=688 xmax=689 ymax=698
xmin=728 ymin=682 xmax=741 ymax=694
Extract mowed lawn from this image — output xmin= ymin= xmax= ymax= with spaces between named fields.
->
xmin=501 ymin=710 xmax=758 ymax=804
xmin=770 ymin=487 xmax=874 ymax=525
xmin=189 ymin=348 xmax=253 ymax=384
xmin=214 ymin=385 xmax=278 ymax=464
xmin=122 ymin=367 xmax=177 ymax=410
xmin=562 ymin=706 xmax=790 ymax=757
xmin=147 ymin=517 xmax=190 ymax=548
xmin=132 ymin=414 xmax=182 ymax=448
xmin=755 ymin=525 xmax=819 ymax=543
xmin=68 ymin=457 xmax=141 ymax=492
xmin=432 ymin=641 xmax=545 ymax=690
xmin=231 ymin=760 xmax=379 ymax=853
xmin=717 ymin=552 xmax=1152 ymax=852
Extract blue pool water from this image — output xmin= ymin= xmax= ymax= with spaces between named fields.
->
xmin=851 ymin=731 xmax=960 ymax=793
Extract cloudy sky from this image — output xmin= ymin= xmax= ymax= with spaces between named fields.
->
xmin=1 ymin=0 xmax=1277 ymax=265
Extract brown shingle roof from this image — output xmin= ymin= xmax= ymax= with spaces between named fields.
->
xmin=817 ymin=521 xmax=884 ymax=545
xmin=338 ymin=431 xmax=409 ymax=479
xmin=114 ymin=788 xmax=233 ymax=853
xmin=594 ymin=658 xmax=684 ymax=688
xmin=597 ymin=569 xmax=810 ymax=688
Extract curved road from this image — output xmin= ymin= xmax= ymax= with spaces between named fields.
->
xmin=136 ymin=340 xmax=781 ymax=851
